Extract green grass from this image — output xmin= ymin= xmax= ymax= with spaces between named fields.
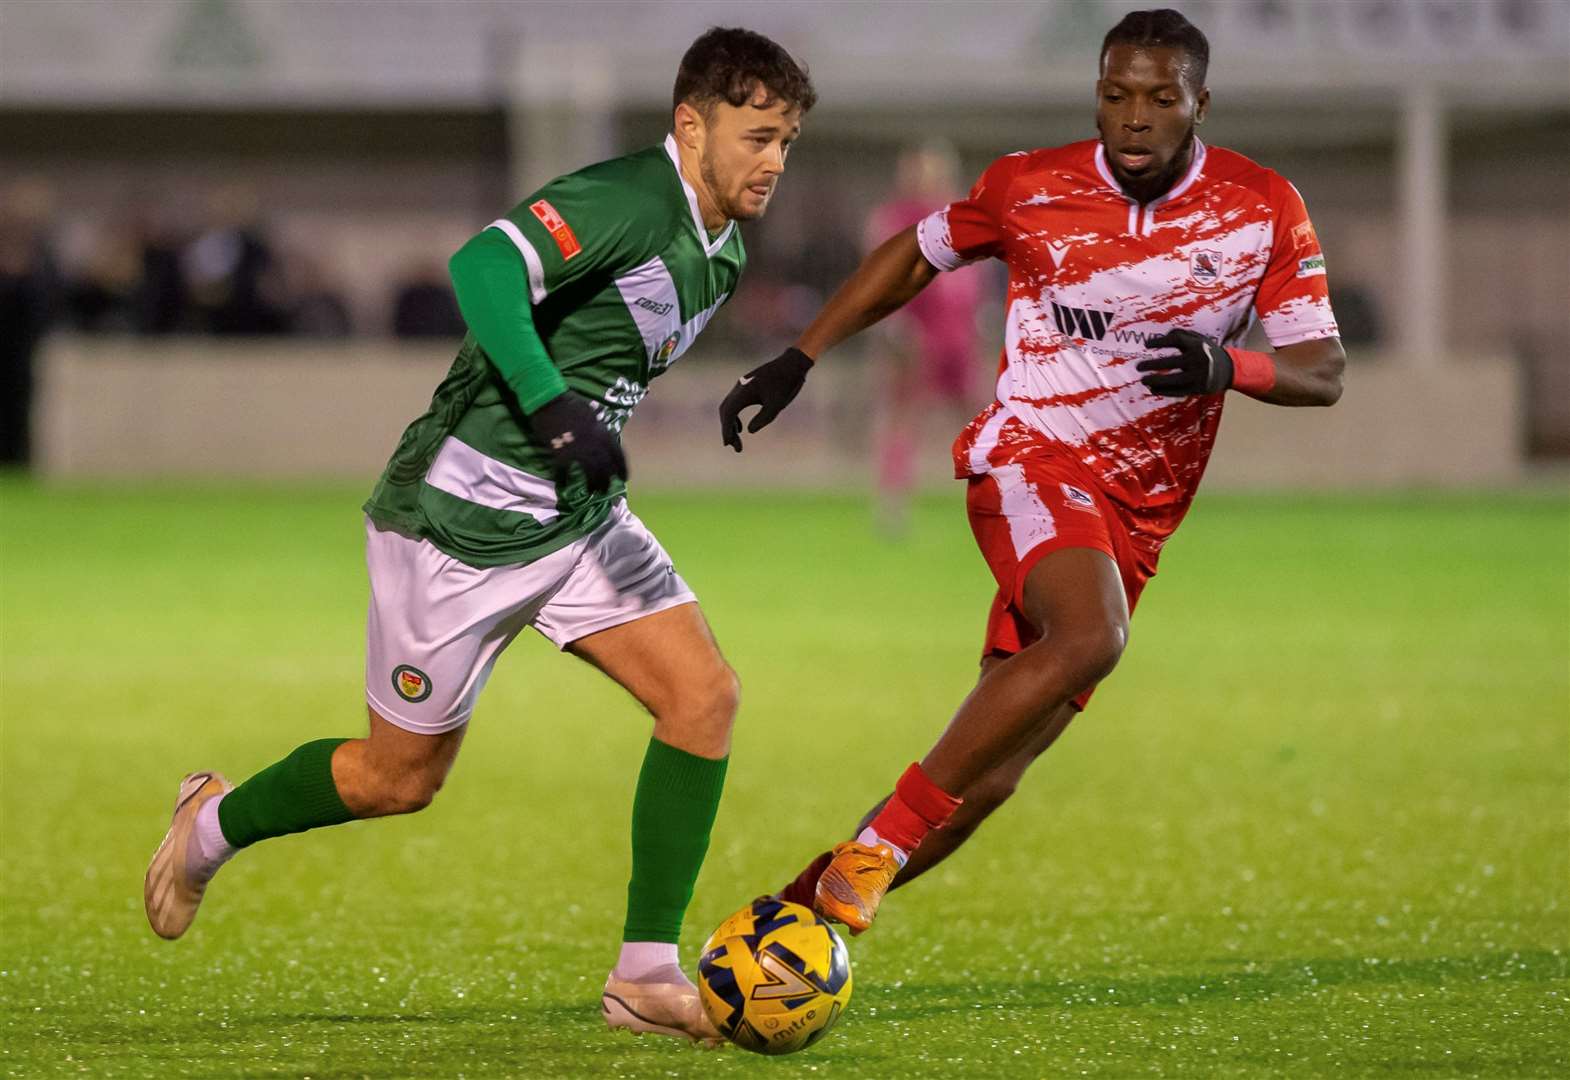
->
xmin=2 ymin=482 xmax=1567 ymax=1078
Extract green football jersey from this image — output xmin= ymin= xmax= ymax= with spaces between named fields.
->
xmin=364 ymin=136 xmax=745 ymax=566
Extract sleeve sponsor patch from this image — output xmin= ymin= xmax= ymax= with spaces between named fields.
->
xmin=529 ymin=199 xmax=582 ymax=261
xmin=1296 ymin=254 xmax=1326 ymax=278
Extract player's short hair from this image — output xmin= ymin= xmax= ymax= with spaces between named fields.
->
xmin=673 ymin=27 xmax=817 ymax=118
xmin=1101 ymin=8 xmax=1210 ymax=88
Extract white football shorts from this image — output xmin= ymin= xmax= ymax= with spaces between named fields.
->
xmin=364 ymin=499 xmax=697 ymax=734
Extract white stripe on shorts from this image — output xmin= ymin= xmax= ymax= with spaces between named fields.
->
xmin=992 ymin=463 xmax=1058 ymax=559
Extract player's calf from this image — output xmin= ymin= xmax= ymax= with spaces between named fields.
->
xmin=333 ymin=750 xmax=451 ymax=817
xmin=329 ymin=711 xmax=465 ymax=818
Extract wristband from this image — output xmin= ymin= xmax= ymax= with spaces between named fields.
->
xmin=1226 ymin=347 xmax=1276 ymax=395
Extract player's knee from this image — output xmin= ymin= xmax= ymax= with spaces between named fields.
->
xmin=1016 ymin=621 xmax=1125 ymax=704
xmin=1057 ymin=622 xmax=1127 ymax=691
xmin=708 ymin=663 xmax=741 ymax=725
xmin=653 ymin=662 xmax=738 ymax=756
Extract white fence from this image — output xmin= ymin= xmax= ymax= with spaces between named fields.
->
xmin=35 ymin=338 xmax=1523 ymax=489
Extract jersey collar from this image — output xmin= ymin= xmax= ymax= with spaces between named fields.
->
xmin=664 ymin=134 xmax=737 ymax=258
xmin=1092 ymin=137 xmax=1208 ymax=208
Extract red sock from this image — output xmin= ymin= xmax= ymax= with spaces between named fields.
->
xmin=864 ymin=763 xmax=963 ymax=855
xmin=777 ymin=849 xmax=834 ymax=908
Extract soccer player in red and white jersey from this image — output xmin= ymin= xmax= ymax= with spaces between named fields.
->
xmin=719 ymin=8 xmax=1345 ymax=933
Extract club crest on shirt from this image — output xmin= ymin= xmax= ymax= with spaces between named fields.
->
xmin=1188 ymin=249 xmax=1223 ymax=288
xmin=1060 ymin=483 xmax=1100 ymax=514
xmin=654 ymin=331 xmax=681 ymax=370
xmin=392 ymin=665 xmax=433 ymax=703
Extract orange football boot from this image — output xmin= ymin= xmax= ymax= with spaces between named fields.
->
xmin=813 ymin=840 xmax=901 ymax=935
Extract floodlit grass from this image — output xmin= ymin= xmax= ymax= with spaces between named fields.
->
xmin=2 ymin=482 xmax=1566 ymax=1077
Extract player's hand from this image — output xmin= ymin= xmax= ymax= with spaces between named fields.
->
xmin=526 ymin=390 xmax=627 ymax=496
xmin=719 ymin=347 xmax=814 ymax=452
xmin=1136 ymin=329 xmax=1234 ymax=397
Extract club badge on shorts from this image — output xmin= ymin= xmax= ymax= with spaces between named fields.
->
xmin=391 ymin=665 xmax=433 ymax=703
xmin=1060 ymin=483 xmax=1101 ymax=514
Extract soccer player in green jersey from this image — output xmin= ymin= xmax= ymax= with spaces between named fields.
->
xmin=143 ymin=28 xmax=815 ymax=1046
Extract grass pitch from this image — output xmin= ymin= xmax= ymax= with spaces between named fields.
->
xmin=2 ymin=482 xmax=1566 ymax=1078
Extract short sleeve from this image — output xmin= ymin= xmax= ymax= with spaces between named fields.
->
xmin=483 ymin=166 xmax=664 ymax=305
xmin=916 ymin=153 xmax=1026 ymax=272
xmin=1254 ymin=177 xmax=1340 ymax=347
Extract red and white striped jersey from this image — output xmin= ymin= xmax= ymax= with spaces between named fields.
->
xmin=917 ymin=138 xmax=1338 ymax=541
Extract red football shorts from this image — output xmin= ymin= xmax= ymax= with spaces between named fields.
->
xmin=965 ymin=455 xmax=1160 ymax=710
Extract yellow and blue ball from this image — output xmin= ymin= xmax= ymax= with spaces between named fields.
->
xmin=697 ymin=897 xmax=853 ymax=1055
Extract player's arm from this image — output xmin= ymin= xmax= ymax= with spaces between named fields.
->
xmin=720 ymin=154 xmax=1022 ymax=450
xmin=1139 ymin=172 xmax=1348 ymax=408
xmin=718 ymin=227 xmax=937 ymax=451
xmin=448 ymin=230 xmax=567 ymax=413
xmin=798 ymin=226 xmax=939 ymax=358
xmin=1138 ymin=173 xmax=1345 ymax=408
xmin=448 ymin=230 xmax=625 ymax=493
xmin=1258 ymin=336 xmax=1344 ymax=405
xmin=1136 ymin=329 xmax=1344 ymax=406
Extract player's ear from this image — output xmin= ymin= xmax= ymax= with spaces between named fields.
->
xmin=1195 ymin=87 xmax=1210 ymax=124
xmin=673 ymin=101 xmax=706 ymax=151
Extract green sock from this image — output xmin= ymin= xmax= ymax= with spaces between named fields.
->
xmin=623 ymin=737 xmax=729 ymax=943
xmin=217 ymin=738 xmax=356 ymax=849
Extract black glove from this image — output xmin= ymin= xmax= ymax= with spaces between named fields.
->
xmin=719 ymin=347 xmax=814 ymax=452
xmin=1136 ymin=329 xmax=1233 ymax=397
xmin=526 ymin=390 xmax=627 ymax=496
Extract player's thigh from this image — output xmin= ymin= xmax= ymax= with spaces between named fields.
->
xmin=1018 ymin=546 xmax=1129 ymax=653
xmin=532 ymin=502 xmax=736 ymax=753
xmin=567 ymin=602 xmax=736 ymax=735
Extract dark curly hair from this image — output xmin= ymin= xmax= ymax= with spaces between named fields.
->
xmin=1101 ymin=8 xmax=1210 ymax=87
xmin=673 ymin=27 xmax=817 ymax=117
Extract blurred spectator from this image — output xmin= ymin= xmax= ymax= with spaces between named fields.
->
xmin=280 ymin=250 xmax=353 ymax=338
xmin=864 ymin=142 xmax=988 ymax=535
xmin=135 ymin=209 xmax=189 ymax=335
xmin=183 ymin=185 xmax=288 ymax=335
xmin=0 ymin=178 xmax=59 ymax=468
xmin=391 ymin=259 xmax=465 ymax=338
xmin=65 ymin=215 xmax=142 ymax=332
xmin=57 ymin=207 xmax=187 ymax=335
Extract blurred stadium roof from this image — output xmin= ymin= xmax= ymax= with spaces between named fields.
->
xmin=2 ymin=0 xmax=1566 ymax=113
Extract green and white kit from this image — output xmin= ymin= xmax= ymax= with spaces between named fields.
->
xmin=362 ymin=136 xmax=744 ymax=731
xmin=365 ymin=135 xmax=745 ymax=568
